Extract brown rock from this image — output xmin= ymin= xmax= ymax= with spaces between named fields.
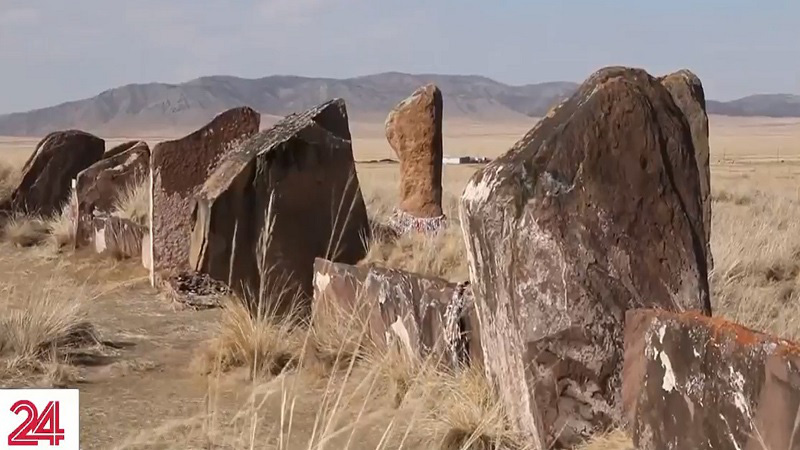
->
xmin=74 ymin=142 xmax=149 ymax=246
xmin=1 ymin=130 xmax=104 ymax=217
xmin=623 ymin=309 xmax=800 ymax=450
xmin=385 ymin=84 xmax=445 ymax=225
xmin=93 ymin=215 xmax=146 ymax=259
xmin=150 ymin=107 xmax=259 ymax=285
xmin=104 ymin=140 xmax=147 ymax=159
xmin=311 ymin=258 xmax=479 ymax=368
xmin=459 ymin=66 xmax=711 ymax=448
xmin=660 ymin=70 xmax=713 ymax=271
xmin=189 ymin=100 xmax=369 ymax=316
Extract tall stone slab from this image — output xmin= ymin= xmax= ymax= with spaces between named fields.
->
xmin=660 ymin=70 xmax=713 ymax=271
xmin=624 ymin=309 xmax=800 ymax=450
xmin=74 ymin=142 xmax=149 ymax=246
xmin=189 ymin=99 xmax=370 ymax=316
xmin=385 ymin=84 xmax=446 ymax=233
xmin=150 ymin=107 xmax=259 ymax=285
xmin=459 ymin=67 xmax=711 ymax=448
xmin=1 ymin=130 xmax=104 ymax=217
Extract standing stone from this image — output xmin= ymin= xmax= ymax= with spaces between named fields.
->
xmin=150 ymin=107 xmax=259 ymax=285
xmin=1 ymin=130 xmax=104 ymax=217
xmin=74 ymin=142 xmax=149 ymax=246
xmin=459 ymin=67 xmax=711 ymax=448
xmin=660 ymin=70 xmax=713 ymax=272
xmin=624 ymin=309 xmax=800 ymax=450
xmin=385 ymin=84 xmax=446 ymax=233
xmin=189 ymin=99 xmax=369 ymax=316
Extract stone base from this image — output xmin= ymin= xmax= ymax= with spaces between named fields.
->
xmin=388 ymin=209 xmax=447 ymax=234
xmin=163 ymin=271 xmax=230 ymax=310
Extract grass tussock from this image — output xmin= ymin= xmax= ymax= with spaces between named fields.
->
xmin=0 ymin=160 xmax=19 ymax=203
xmin=112 ymin=178 xmax=149 ymax=227
xmin=195 ymin=296 xmax=303 ymax=379
xmin=0 ymin=281 xmax=97 ymax=386
xmin=47 ymin=199 xmax=76 ymax=250
xmin=364 ymin=224 xmax=469 ymax=282
xmin=1 ymin=212 xmax=50 ymax=247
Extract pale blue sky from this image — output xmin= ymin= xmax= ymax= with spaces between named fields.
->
xmin=0 ymin=0 xmax=798 ymax=113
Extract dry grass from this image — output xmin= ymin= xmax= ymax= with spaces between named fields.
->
xmin=1 ymin=212 xmax=50 ymax=246
xmin=195 ymin=296 xmax=303 ymax=379
xmin=0 ymin=279 xmax=96 ymax=386
xmin=112 ymin=177 xmax=149 ymax=227
xmin=0 ymin=159 xmax=19 ymax=202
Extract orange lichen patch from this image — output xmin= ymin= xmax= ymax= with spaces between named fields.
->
xmin=642 ymin=308 xmax=800 ymax=354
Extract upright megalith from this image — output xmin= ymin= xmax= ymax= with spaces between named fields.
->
xmin=385 ymin=84 xmax=446 ymax=233
xmin=74 ymin=142 xmax=149 ymax=246
xmin=459 ymin=66 xmax=711 ymax=448
xmin=189 ymin=99 xmax=370 ymax=316
xmin=150 ymin=107 xmax=260 ymax=285
xmin=1 ymin=130 xmax=104 ymax=217
xmin=659 ymin=69 xmax=713 ymax=271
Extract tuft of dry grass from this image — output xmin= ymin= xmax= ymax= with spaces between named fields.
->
xmin=0 ymin=280 xmax=97 ymax=387
xmin=421 ymin=367 xmax=529 ymax=450
xmin=46 ymin=197 xmax=76 ymax=250
xmin=112 ymin=178 xmax=149 ymax=228
xmin=1 ymin=212 xmax=50 ymax=247
xmin=0 ymin=160 xmax=20 ymax=203
xmin=364 ymin=225 xmax=469 ymax=282
xmin=574 ymin=430 xmax=633 ymax=450
xmin=195 ymin=296 xmax=303 ymax=379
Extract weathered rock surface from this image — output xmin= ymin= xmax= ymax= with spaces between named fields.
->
xmin=104 ymin=140 xmax=147 ymax=159
xmin=93 ymin=215 xmax=146 ymax=259
xmin=459 ymin=66 xmax=711 ymax=448
xmin=312 ymin=258 xmax=479 ymax=368
xmin=1 ymin=130 xmax=104 ymax=217
xmin=150 ymin=107 xmax=259 ymax=284
xmin=74 ymin=142 xmax=149 ymax=246
xmin=660 ymin=70 xmax=713 ymax=271
xmin=189 ymin=100 xmax=369 ymax=316
xmin=624 ymin=309 xmax=800 ymax=450
xmin=385 ymin=84 xmax=445 ymax=232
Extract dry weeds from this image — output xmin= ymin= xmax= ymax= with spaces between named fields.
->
xmin=112 ymin=178 xmax=149 ymax=227
xmin=1 ymin=212 xmax=50 ymax=246
xmin=0 ymin=279 xmax=96 ymax=387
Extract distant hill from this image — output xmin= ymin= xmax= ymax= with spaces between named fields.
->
xmin=0 ymin=72 xmax=798 ymax=136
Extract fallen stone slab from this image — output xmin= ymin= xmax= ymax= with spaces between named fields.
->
xmin=190 ymin=99 xmax=370 ymax=317
xmin=150 ymin=107 xmax=260 ymax=285
xmin=460 ymin=66 xmax=711 ymax=448
xmin=312 ymin=258 xmax=480 ymax=369
xmin=623 ymin=308 xmax=800 ymax=450
xmin=75 ymin=142 xmax=149 ymax=246
xmin=1 ymin=130 xmax=105 ymax=217
xmin=93 ymin=215 xmax=146 ymax=260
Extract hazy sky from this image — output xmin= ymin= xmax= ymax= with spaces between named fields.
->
xmin=1 ymin=0 xmax=798 ymax=113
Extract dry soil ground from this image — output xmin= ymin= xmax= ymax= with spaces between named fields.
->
xmin=0 ymin=115 xmax=799 ymax=449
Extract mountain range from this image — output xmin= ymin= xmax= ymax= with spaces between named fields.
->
xmin=1 ymin=72 xmax=799 ymax=136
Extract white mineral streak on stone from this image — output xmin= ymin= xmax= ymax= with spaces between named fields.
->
xmin=314 ymin=272 xmax=330 ymax=295
xmin=728 ymin=366 xmax=752 ymax=419
xmin=148 ymin=167 xmax=156 ymax=285
xmin=461 ymin=165 xmax=503 ymax=206
xmin=94 ymin=223 xmax=107 ymax=253
xmin=719 ymin=414 xmax=743 ymax=450
xmin=517 ymin=213 xmax=570 ymax=339
xmin=659 ymin=351 xmax=676 ymax=392
xmin=389 ymin=317 xmax=414 ymax=360
xmin=658 ymin=324 xmax=667 ymax=343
